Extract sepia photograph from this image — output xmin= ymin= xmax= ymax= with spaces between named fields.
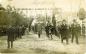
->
xmin=0 ymin=0 xmax=86 ymax=54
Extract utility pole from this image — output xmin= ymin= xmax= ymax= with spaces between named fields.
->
xmin=52 ymin=0 xmax=56 ymax=27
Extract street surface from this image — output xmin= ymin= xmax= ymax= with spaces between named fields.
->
xmin=0 ymin=32 xmax=86 ymax=54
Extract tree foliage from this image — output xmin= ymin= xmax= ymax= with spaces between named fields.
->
xmin=78 ymin=8 xmax=86 ymax=20
xmin=0 ymin=5 xmax=28 ymax=27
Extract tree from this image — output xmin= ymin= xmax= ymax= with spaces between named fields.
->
xmin=77 ymin=8 xmax=86 ymax=37
xmin=6 ymin=6 xmax=28 ymax=26
xmin=78 ymin=8 xmax=86 ymax=20
xmin=0 ymin=5 xmax=11 ymax=26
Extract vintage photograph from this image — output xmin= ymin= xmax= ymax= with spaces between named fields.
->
xmin=0 ymin=0 xmax=86 ymax=54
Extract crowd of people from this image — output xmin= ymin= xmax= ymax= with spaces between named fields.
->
xmin=6 ymin=25 xmax=26 ymax=48
xmin=4 ymin=19 xmax=85 ymax=48
xmin=45 ymin=19 xmax=81 ymax=44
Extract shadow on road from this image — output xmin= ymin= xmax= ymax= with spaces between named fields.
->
xmin=30 ymin=48 xmax=68 ymax=54
xmin=0 ymin=48 xmax=18 ymax=53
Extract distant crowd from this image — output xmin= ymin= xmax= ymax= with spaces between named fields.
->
xmin=0 ymin=19 xmax=85 ymax=48
xmin=45 ymin=19 xmax=81 ymax=44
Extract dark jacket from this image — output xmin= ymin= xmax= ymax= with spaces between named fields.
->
xmin=71 ymin=24 xmax=81 ymax=35
xmin=6 ymin=27 xmax=15 ymax=41
xmin=45 ymin=26 xmax=50 ymax=35
xmin=60 ymin=24 xmax=68 ymax=35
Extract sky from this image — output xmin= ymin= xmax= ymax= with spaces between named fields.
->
xmin=15 ymin=0 xmax=85 ymax=12
xmin=0 ymin=0 xmax=86 ymax=17
xmin=0 ymin=0 xmax=86 ymax=12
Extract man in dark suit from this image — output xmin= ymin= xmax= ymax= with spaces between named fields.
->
xmin=18 ymin=26 xmax=22 ymax=38
xmin=49 ymin=25 xmax=53 ymax=40
xmin=60 ymin=20 xmax=69 ymax=44
xmin=71 ymin=19 xmax=81 ymax=44
xmin=45 ymin=25 xmax=50 ymax=38
xmin=36 ymin=23 xmax=42 ymax=38
xmin=82 ymin=24 xmax=85 ymax=38
xmin=6 ymin=26 xmax=15 ymax=48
